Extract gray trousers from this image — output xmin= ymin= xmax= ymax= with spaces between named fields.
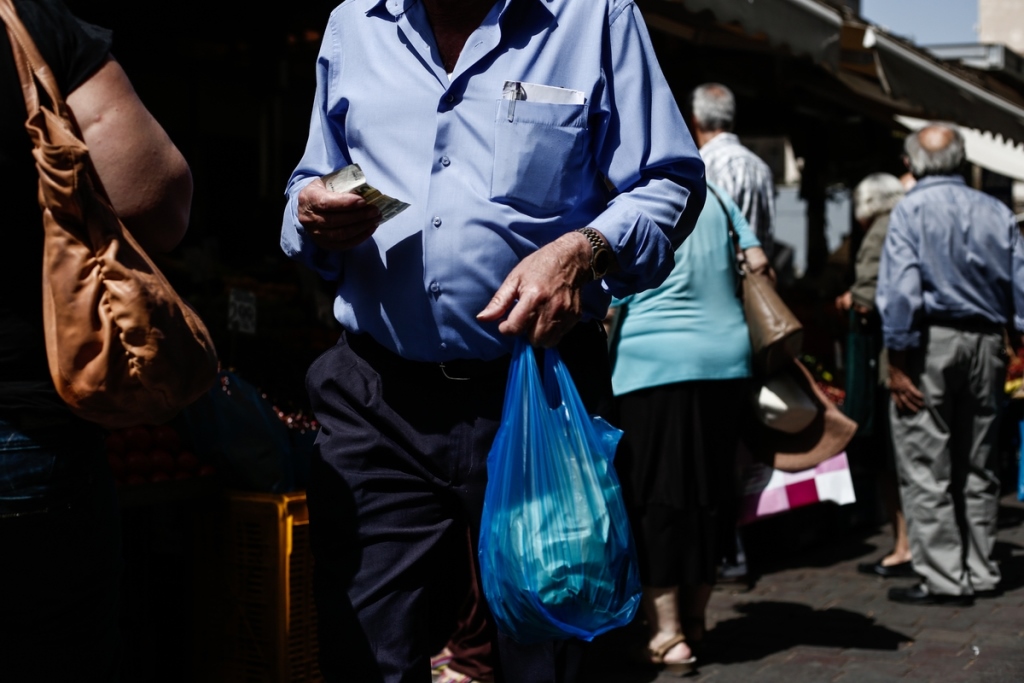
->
xmin=890 ymin=325 xmax=1005 ymax=596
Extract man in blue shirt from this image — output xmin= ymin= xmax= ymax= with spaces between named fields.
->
xmin=280 ymin=1 xmax=705 ymax=680
xmin=877 ymin=122 xmax=1024 ymax=606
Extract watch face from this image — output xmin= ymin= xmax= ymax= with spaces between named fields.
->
xmin=593 ymin=248 xmax=612 ymax=277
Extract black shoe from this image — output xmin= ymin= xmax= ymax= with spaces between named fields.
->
xmin=857 ymin=559 xmax=919 ymax=578
xmin=974 ymin=587 xmax=1004 ymax=599
xmin=888 ymin=583 xmax=974 ymax=606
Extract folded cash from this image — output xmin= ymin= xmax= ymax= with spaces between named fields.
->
xmin=321 ymin=164 xmax=410 ymax=223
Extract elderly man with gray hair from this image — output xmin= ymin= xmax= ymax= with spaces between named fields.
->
xmin=837 ymin=173 xmax=915 ymax=580
xmin=877 ymin=122 xmax=1024 ymax=605
xmin=689 ymin=83 xmax=776 ymax=258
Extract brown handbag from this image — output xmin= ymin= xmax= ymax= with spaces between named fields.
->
xmin=2 ymin=1 xmax=218 ymax=430
xmin=709 ymin=185 xmax=804 ymax=377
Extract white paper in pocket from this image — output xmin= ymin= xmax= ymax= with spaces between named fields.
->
xmin=502 ymin=80 xmax=585 ymax=105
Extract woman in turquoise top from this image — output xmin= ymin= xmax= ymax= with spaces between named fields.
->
xmin=609 ymin=182 xmax=768 ymax=674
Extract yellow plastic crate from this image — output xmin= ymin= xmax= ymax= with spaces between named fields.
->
xmin=223 ymin=491 xmax=321 ymax=683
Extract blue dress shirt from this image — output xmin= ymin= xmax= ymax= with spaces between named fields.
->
xmin=281 ymin=0 xmax=705 ymax=362
xmin=877 ymin=175 xmax=1024 ymax=350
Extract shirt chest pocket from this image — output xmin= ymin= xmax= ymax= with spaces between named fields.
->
xmin=491 ymin=100 xmax=589 ymax=215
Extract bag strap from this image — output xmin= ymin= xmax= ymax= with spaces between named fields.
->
xmin=707 ymin=183 xmax=746 ymax=298
xmin=0 ymin=0 xmax=69 ymax=119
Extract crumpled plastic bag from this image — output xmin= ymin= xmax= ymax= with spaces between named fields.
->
xmin=478 ymin=339 xmax=641 ymax=644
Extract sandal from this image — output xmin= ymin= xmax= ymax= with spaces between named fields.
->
xmin=435 ymin=669 xmax=482 ymax=683
xmin=647 ymin=633 xmax=696 ymax=676
xmin=681 ymin=616 xmax=706 ymax=660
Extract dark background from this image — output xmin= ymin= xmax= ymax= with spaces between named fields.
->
xmin=65 ymin=0 xmax=344 ymax=410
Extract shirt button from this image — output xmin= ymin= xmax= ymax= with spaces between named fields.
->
xmin=433 ymin=216 xmax=442 ymax=227
xmin=430 ymin=282 xmax=441 ymax=294
xmin=440 ymin=342 xmax=448 ymax=350
xmin=441 ymin=155 xmax=451 ymax=167
xmin=444 ymin=94 xmax=455 ymax=104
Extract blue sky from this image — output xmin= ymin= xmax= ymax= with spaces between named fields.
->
xmin=861 ymin=0 xmax=979 ymax=45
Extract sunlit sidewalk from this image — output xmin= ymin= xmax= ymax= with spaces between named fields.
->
xmin=577 ymin=493 xmax=1024 ymax=682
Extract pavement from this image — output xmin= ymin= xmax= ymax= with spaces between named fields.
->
xmin=576 ymin=493 xmax=1024 ymax=682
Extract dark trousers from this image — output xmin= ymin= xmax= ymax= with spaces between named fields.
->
xmin=305 ymin=323 xmax=611 ymax=683
xmin=0 ymin=423 xmax=121 ymax=683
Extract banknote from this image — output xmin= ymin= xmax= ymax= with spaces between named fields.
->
xmin=321 ymin=164 xmax=410 ymax=223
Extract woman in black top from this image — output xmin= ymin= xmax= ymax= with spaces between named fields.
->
xmin=0 ymin=1 xmax=192 ymax=679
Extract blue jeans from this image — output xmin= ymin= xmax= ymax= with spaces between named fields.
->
xmin=0 ymin=418 xmax=122 ymax=682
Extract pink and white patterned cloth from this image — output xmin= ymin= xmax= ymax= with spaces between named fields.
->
xmin=738 ymin=452 xmax=856 ymax=525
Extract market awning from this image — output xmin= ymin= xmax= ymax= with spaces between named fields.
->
xmin=649 ymin=0 xmax=1024 ymax=146
xmin=869 ymin=29 xmax=1024 ymax=146
xmin=670 ymin=0 xmax=842 ymax=68
xmin=896 ymin=115 xmax=1024 ymax=182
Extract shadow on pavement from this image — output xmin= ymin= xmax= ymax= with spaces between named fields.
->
xmin=995 ymin=540 xmax=1024 ymax=592
xmin=577 ymin=601 xmax=911 ymax=679
xmin=735 ymin=508 xmax=880 ymax=590
xmin=998 ymin=503 xmax=1024 ymax=530
xmin=577 ymin=617 xmax=683 ymax=683
xmin=704 ymin=601 xmax=910 ymax=664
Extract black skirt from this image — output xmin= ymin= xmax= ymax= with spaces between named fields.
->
xmin=613 ymin=379 xmax=745 ymax=587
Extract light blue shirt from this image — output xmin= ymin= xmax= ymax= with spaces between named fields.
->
xmin=281 ymin=0 xmax=705 ymax=362
xmin=877 ymin=175 xmax=1024 ymax=350
xmin=611 ymin=183 xmax=759 ymax=396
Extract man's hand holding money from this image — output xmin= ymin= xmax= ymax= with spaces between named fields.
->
xmin=298 ymin=178 xmax=381 ymax=251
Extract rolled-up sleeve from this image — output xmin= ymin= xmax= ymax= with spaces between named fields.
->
xmin=877 ymin=205 xmax=922 ymax=350
xmin=589 ymin=3 xmax=706 ymax=298
xmin=280 ymin=18 xmax=349 ymax=281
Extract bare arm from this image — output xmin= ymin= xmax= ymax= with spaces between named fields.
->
xmin=66 ymin=57 xmax=193 ymax=253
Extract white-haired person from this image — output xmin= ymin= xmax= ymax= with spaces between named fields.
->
xmin=835 ymin=173 xmax=915 ymax=579
xmin=878 ymin=122 xmax=1024 ymax=605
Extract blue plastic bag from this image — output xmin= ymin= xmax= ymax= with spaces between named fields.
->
xmin=478 ymin=339 xmax=641 ymax=644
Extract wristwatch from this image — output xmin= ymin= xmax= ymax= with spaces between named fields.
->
xmin=576 ymin=227 xmax=613 ymax=281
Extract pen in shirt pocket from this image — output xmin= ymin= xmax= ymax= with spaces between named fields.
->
xmin=501 ymin=80 xmax=586 ymax=122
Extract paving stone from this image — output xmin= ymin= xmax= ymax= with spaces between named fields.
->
xmin=904 ymin=640 xmax=973 ymax=659
xmin=961 ymin=644 xmax=1024 ymax=664
xmin=831 ymin=659 xmax=914 ymax=679
xmin=971 ymin=631 xmax=1024 ymax=649
xmin=840 ymin=646 xmax=913 ymax=662
xmin=832 ymin=672 xmax=907 ymax=683
xmin=932 ymin=609 xmax=985 ymax=633
xmin=912 ymin=627 xmax=977 ymax=646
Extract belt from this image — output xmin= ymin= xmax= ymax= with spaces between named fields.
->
xmin=927 ymin=318 xmax=1005 ymax=336
xmin=345 ymin=332 xmax=511 ymax=382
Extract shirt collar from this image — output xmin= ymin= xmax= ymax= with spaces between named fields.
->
xmin=701 ymin=132 xmax=740 ymax=151
xmin=368 ymin=0 xmax=538 ymax=18
xmin=367 ymin=0 xmax=413 ymax=17
xmin=908 ymin=174 xmax=966 ymax=195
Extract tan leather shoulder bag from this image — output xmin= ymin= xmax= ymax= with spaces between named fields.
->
xmin=2 ymin=0 xmax=218 ymax=429
xmin=709 ymin=184 xmax=804 ymax=377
